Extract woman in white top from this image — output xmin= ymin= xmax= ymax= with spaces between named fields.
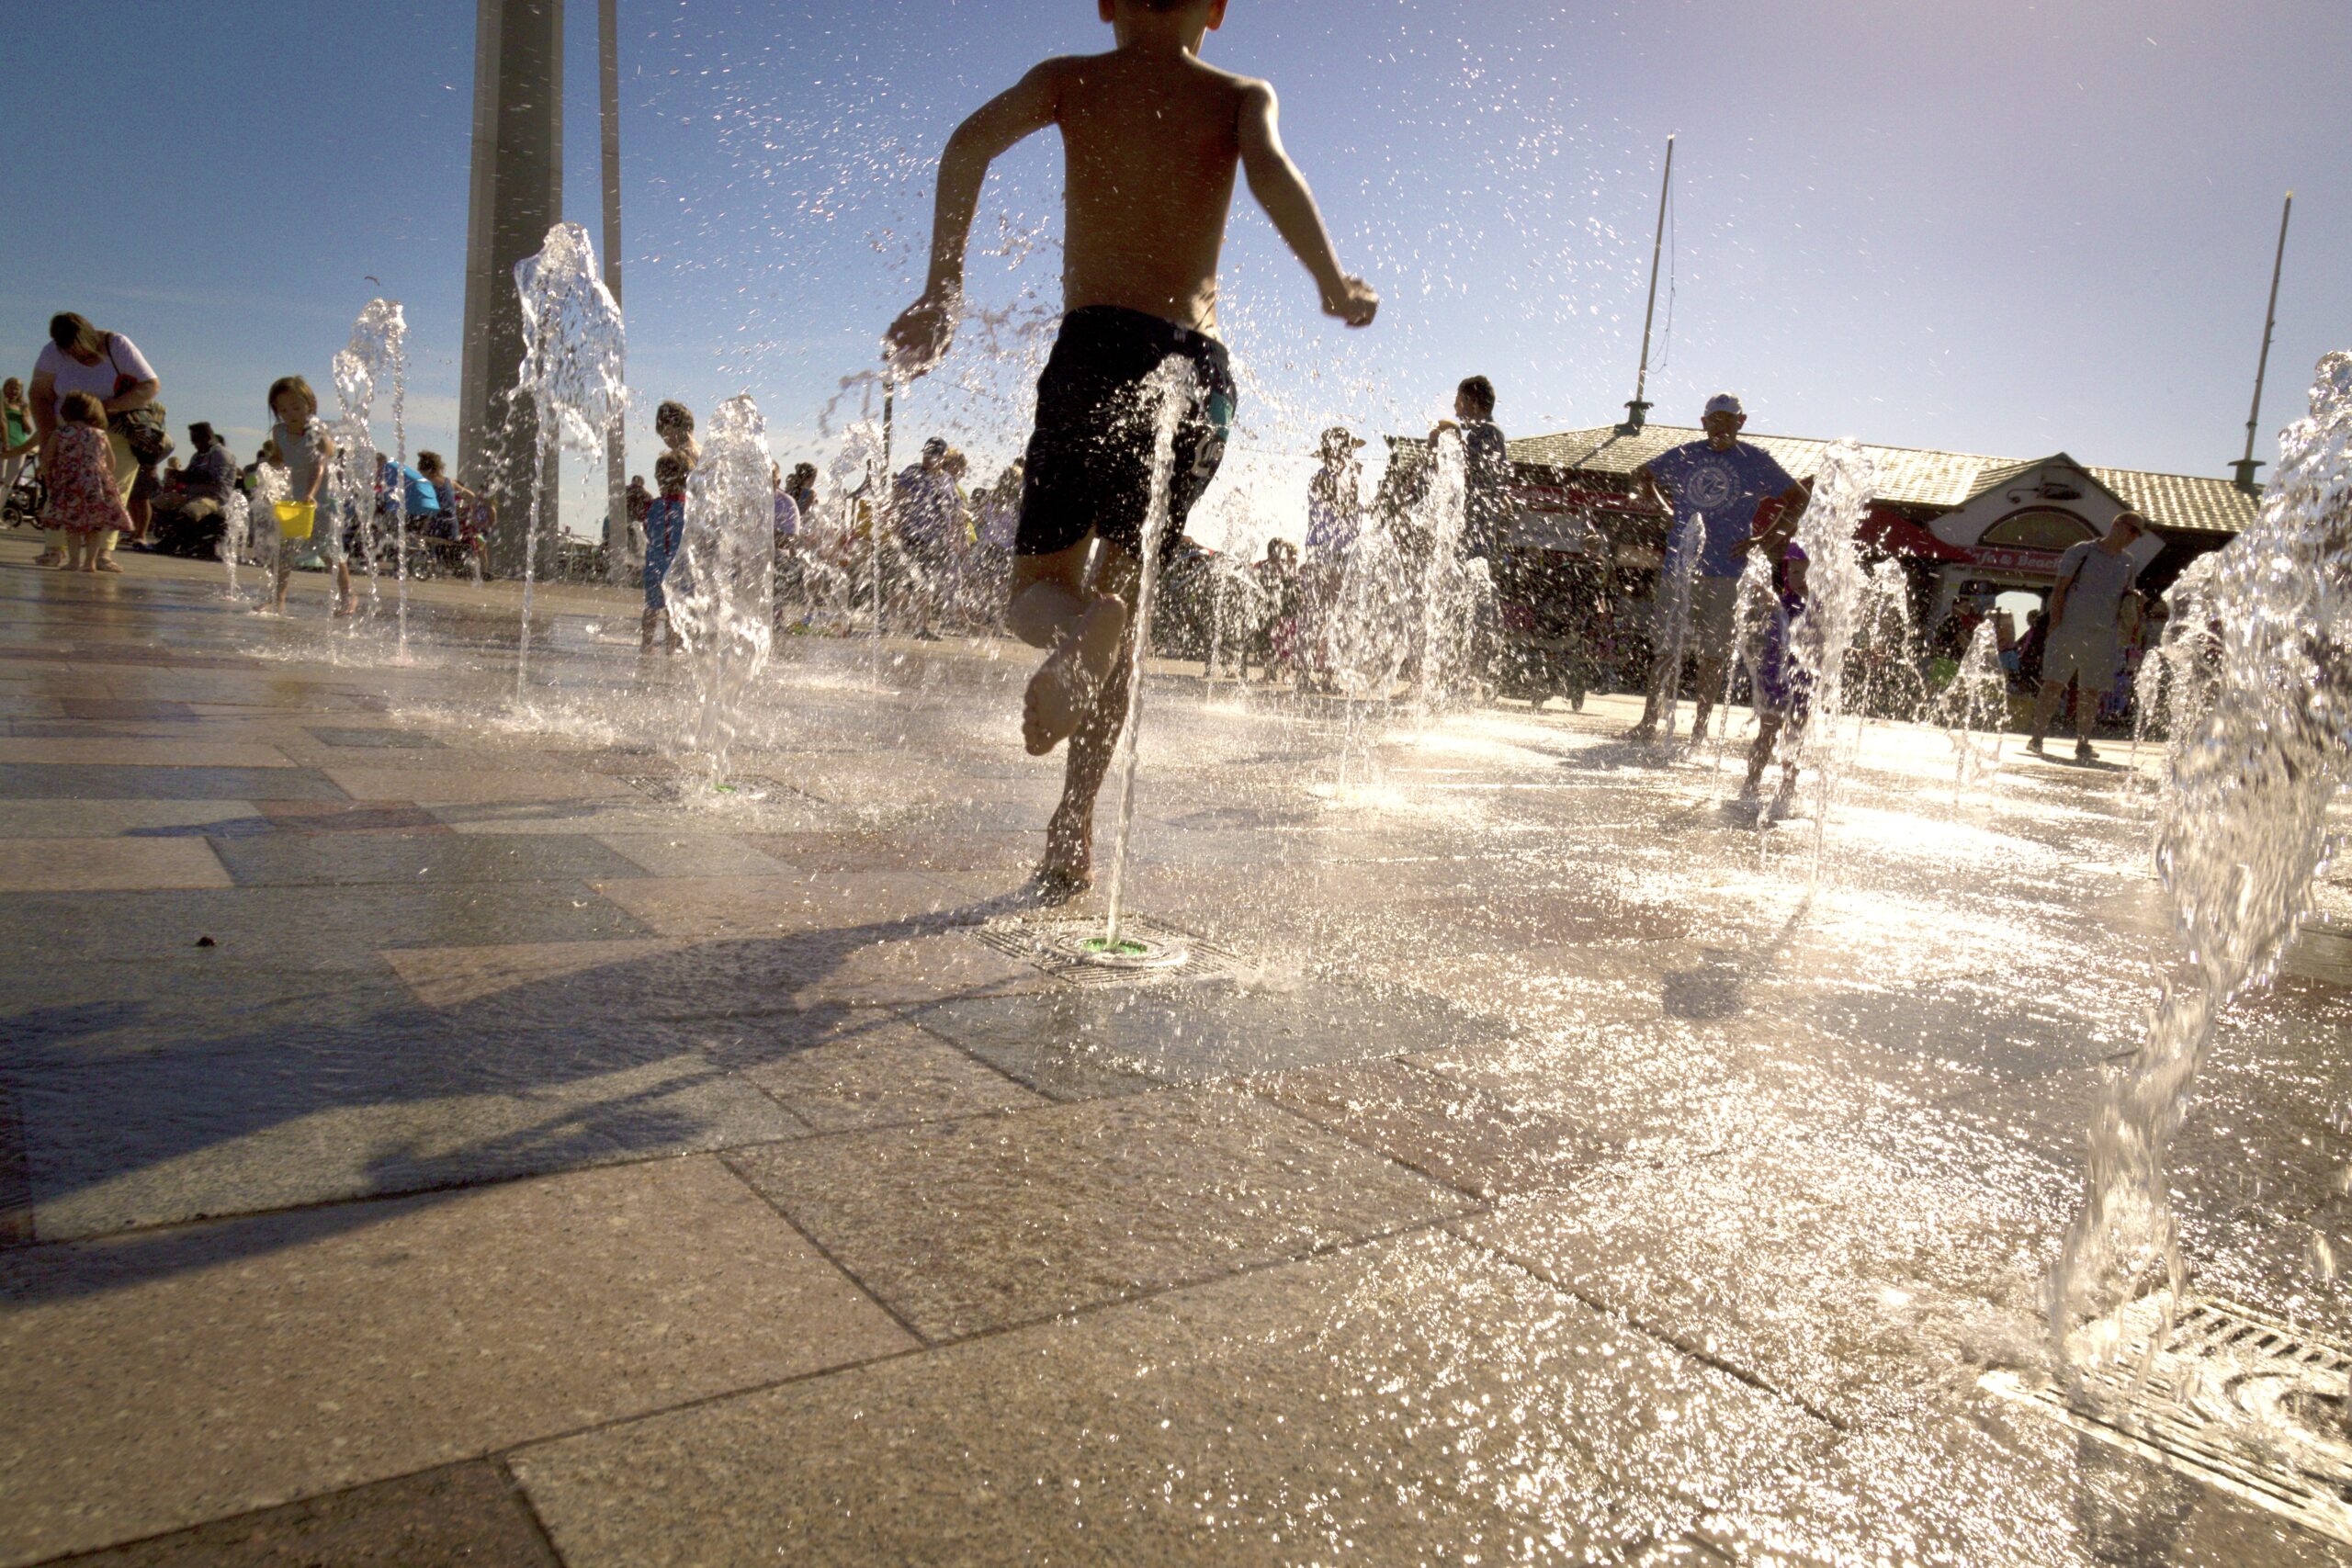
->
xmin=264 ymin=375 xmax=356 ymax=615
xmin=27 ymin=312 xmax=159 ymax=572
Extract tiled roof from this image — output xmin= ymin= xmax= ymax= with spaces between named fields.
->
xmin=2089 ymin=467 xmax=2258 ymax=537
xmin=1492 ymin=423 xmax=2255 ymax=536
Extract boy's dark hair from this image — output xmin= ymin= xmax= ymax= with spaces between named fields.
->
xmin=416 ymin=451 xmax=444 ymax=477
xmin=189 ymin=422 xmax=216 ymax=448
xmin=655 ymin=452 xmax=689 ymax=491
xmin=59 ymin=391 xmax=106 ymax=426
xmin=1457 ymin=375 xmax=1497 ymax=416
xmin=49 ymin=313 xmax=103 ymax=357
xmin=654 ymin=400 xmax=694 ymax=434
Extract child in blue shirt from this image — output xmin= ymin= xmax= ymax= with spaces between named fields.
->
xmin=640 ymin=452 xmax=688 ymax=651
xmin=1744 ymin=540 xmax=1811 ymax=806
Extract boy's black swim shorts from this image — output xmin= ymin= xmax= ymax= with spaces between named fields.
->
xmin=1014 ymin=305 xmax=1236 ymax=567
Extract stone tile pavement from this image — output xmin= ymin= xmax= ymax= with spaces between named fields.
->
xmin=4 ymin=539 xmax=2350 ymax=1565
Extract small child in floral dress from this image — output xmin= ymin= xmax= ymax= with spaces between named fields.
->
xmin=41 ymin=393 xmax=131 ymax=572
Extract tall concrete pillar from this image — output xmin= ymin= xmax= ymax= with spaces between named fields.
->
xmin=599 ymin=0 xmax=630 ymax=580
xmin=458 ymin=0 xmax=564 ymax=581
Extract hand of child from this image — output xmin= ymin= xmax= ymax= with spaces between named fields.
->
xmin=1322 ymin=275 xmax=1379 ymax=328
xmin=885 ymin=290 xmax=960 ymax=382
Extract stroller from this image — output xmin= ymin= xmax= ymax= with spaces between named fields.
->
xmin=2 ymin=450 xmax=45 ymax=533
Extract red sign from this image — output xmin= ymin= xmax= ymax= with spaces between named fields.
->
xmin=1956 ymin=544 xmax=2065 ymax=574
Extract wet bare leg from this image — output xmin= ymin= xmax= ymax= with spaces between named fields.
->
xmin=2029 ymin=678 xmax=2064 ymax=750
xmin=1035 ymin=619 xmax=1136 ymax=899
xmin=1690 ymin=653 xmax=1724 ymax=741
xmin=1009 ymin=538 xmax=1135 ymax=757
xmin=1743 ymin=714 xmax=1783 ymax=795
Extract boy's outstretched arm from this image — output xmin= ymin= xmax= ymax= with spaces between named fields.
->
xmin=1238 ymin=83 xmax=1376 ymax=327
xmin=886 ymin=63 xmax=1062 ymax=380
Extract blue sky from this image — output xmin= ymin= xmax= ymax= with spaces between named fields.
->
xmin=3 ymin=0 xmax=2344 ymax=547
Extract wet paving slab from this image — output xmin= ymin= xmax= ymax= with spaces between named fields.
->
xmin=512 ymin=1229 xmax=1834 ymax=1565
xmin=6 ymin=545 xmax=2350 ymax=1564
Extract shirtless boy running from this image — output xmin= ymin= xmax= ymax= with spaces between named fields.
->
xmin=887 ymin=0 xmax=1378 ymax=900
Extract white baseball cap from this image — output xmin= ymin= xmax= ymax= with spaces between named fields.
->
xmin=1703 ymin=393 xmax=1744 ymax=417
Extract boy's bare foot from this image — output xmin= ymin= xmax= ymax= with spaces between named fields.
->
xmin=1623 ymin=720 xmax=1657 ymax=743
xmin=95 ymin=558 xmax=121 ymax=573
xmin=1028 ymin=863 xmax=1093 ymax=907
xmin=1030 ymin=807 xmax=1092 ymax=902
xmin=334 ymin=596 xmax=358 ymax=618
xmin=1023 ymin=594 xmax=1126 ymax=756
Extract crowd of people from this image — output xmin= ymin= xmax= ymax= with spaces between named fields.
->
xmin=627 ymin=398 xmax=1033 ymax=655
xmin=6 ymin=314 xmax=496 ymax=607
xmin=11 ymin=1 xmax=2168 ymax=896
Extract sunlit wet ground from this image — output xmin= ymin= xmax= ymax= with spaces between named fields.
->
xmin=4 ymin=536 xmax=2349 ymax=1565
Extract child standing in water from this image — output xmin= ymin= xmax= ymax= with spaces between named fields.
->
xmin=264 ymin=376 xmax=356 ymax=616
xmin=888 ymin=0 xmax=1378 ymax=898
xmin=640 ymin=452 xmax=689 ymax=651
xmin=40 ymin=394 xmax=132 ymax=571
xmin=1744 ymin=541 xmax=1811 ymax=811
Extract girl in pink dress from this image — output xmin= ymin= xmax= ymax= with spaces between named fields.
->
xmin=41 ymin=393 xmax=132 ymax=572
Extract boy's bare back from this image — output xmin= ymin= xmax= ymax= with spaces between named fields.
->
xmin=1049 ymin=49 xmax=1250 ymax=333
xmin=887 ymin=3 xmax=1374 ymax=380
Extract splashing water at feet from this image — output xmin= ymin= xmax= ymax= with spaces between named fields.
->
xmin=1785 ymin=438 xmax=1878 ymax=869
xmin=1857 ymin=558 xmax=1929 ymax=728
xmin=1100 ymin=359 xmax=1197 ymax=952
xmin=667 ymin=395 xmax=777 ymax=786
xmin=2049 ymin=351 xmax=2352 ymax=1379
xmin=1939 ymin=621 xmax=2009 ymax=798
xmin=217 ymin=488 xmax=250 ymax=601
xmin=331 ymin=300 xmax=411 ymax=650
xmin=1653 ymin=515 xmax=1703 ymax=747
xmin=512 ymin=221 xmax=626 ymax=699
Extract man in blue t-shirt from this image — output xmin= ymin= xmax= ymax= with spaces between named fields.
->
xmin=1626 ymin=392 xmax=1811 ymax=742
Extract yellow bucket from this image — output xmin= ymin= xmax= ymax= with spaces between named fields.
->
xmin=271 ymin=501 xmax=316 ymax=539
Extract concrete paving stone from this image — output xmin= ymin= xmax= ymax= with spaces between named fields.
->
xmin=303 ymin=725 xmax=449 ymax=749
xmin=0 ymin=1157 xmax=914 ymax=1565
xmin=729 ymin=1085 xmax=1469 ymax=1340
xmin=593 ymin=831 xmax=796 ymax=878
xmin=589 ymin=869 xmax=972 ymax=939
xmin=1687 ymin=1386 xmax=2352 ymax=1568
xmin=1250 ymin=1057 xmax=1606 ymax=1200
xmin=55 ymin=698 xmax=200 ymax=722
xmin=248 ymin=798 xmax=452 ymax=834
xmin=1452 ymin=1112 xmax=2076 ymax=1429
xmin=0 ymin=836 xmax=231 ymax=893
xmin=1 ymin=957 xmax=420 ymax=1061
xmin=209 ymin=830 xmax=647 ymax=888
xmin=0 ymin=761 xmax=346 ymax=801
xmin=16 ymin=1011 xmax=804 ymax=1236
xmin=775 ymin=926 xmax=1059 ymax=1009
xmin=514 ymin=1229 xmax=1833 ymax=1567
xmin=0 ymin=882 xmax=655 ymax=969
xmin=741 ymin=827 xmax=1036 ymax=883
xmin=910 ymin=974 xmax=1498 ymax=1101
xmin=322 ymin=765 xmax=639 ymax=804
xmin=382 ymin=938 xmax=688 ymax=1010
xmin=45 ymin=1460 xmax=559 ymax=1567
xmin=0 ymin=738 xmax=294 ymax=769
xmin=741 ymin=1015 xmax=1046 ymax=1131
xmin=427 ymin=793 xmax=842 ymax=835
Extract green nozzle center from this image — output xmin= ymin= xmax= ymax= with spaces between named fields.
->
xmin=1082 ymin=938 xmax=1150 ymax=957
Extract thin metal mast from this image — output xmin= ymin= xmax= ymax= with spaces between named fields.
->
xmin=2232 ymin=190 xmax=2293 ymax=494
xmin=1620 ymin=135 xmax=1675 ymax=434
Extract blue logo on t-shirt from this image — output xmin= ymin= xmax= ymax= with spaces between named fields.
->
xmin=1653 ymin=441 xmax=1795 ymax=578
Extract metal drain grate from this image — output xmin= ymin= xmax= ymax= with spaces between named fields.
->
xmin=1983 ymin=1294 xmax=2352 ymax=1546
xmin=973 ymin=913 xmax=1246 ymax=988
